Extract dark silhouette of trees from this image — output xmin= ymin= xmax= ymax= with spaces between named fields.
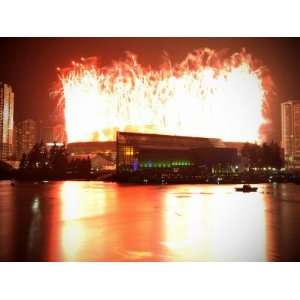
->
xmin=68 ymin=157 xmax=91 ymax=176
xmin=19 ymin=153 xmax=27 ymax=169
xmin=241 ymin=141 xmax=283 ymax=169
xmin=241 ymin=143 xmax=261 ymax=168
xmin=25 ymin=142 xmax=49 ymax=170
xmin=0 ymin=160 xmax=13 ymax=179
xmin=49 ymin=143 xmax=68 ymax=175
xmin=17 ymin=142 xmax=91 ymax=179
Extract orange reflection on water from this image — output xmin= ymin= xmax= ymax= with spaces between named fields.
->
xmin=162 ymin=188 xmax=213 ymax=260
xmin=59 ymin=181 xmax=112 ymax=261
xmin=0 ymin=182 xmax=14 ymax=260
xmin=60 ymin=181 xmax=108 ymax=221
xmin=2 ymin=181 xmax=294 ymax=261
xmin=52 ymin=182 xmax=269 ymax=261
xmin=162 ymin=185 xmax=266 ymax=261
xmin=209 ymin=189 xmax=266 ymax=261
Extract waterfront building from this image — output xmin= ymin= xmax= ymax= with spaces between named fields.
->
xmin=0 ymin=82 xmax=14 ymax=160
xmin=281 ymin=100 xmax=300 ymax=169
xmin=15 ymin=119 xmax=37 ymax=159
xmin=116 ymin=131 xmax=238 ymax=182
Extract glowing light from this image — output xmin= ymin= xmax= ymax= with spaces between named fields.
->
xmin=162 ymin=185 xmax=266 ymax=261
xmin=32 ymin=197 xmax=40 ymax=213
xmin=60 ymin=181 xmax=108 ymax=221
xmin=57 ymin=49 xmax=273 ymax=143
xmin=46 ymin=142 xmax=64 ymax=146
xmin=59 ymin=181 xmax=111 ymax=261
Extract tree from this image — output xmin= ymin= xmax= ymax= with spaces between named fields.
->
xmin=19 ymin=153 xmax=27 ymax=169
xmin=241 ymin=141 xmax=283 ymax=169
xmin=49 ymin=143 xmax=68 ymax=175
xmin=241 ymin=142 xmax=261 ymax=169
xmin=26 ymin=142 xmax=49 ymax=169
xmin=17 ymin=142 xmax=91 ymax=179
xmin=0 ymin=160 xmax=13 ymax=179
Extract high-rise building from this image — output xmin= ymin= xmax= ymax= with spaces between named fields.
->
xmin=281 ymin=100 xmax=300 ymax=169
xmin=0 ymin=82 xmax=14 ymax=160
xmin=15 ymin=119 xmax=37 ymax=159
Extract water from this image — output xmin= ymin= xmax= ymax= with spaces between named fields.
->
xmin=0 ymin=180 xmax=300 ymax=261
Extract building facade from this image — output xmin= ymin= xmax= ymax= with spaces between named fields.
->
xmin=15 ymin=119 xmax=37 ymax=159
xmin=0 ymin=82 xmax=14 ymax=160
xmin=116 ymin=131 xmax=238 ymax=182
xmin=281 ymin=100 xmax=300 ymax=169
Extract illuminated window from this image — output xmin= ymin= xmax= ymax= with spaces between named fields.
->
xmin=124 ymin=146 xmax=133 ymax=156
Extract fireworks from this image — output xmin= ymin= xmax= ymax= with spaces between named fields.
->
xmin=57 ymin=48 xmax=274 ymax=143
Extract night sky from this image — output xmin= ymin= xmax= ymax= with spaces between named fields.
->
xmin=1 ymin=37 xmax=300 ymax=142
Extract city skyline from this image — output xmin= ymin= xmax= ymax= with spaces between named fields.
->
xmin=0 ymin=38 xmax=299 ymax=263
xmin=1 ymin=38 xmax=300 ymax=171
xmin=1 ymin=38 xmax=300 ymax=143
xmin=1 ymin=1 xmax=300 ymax=299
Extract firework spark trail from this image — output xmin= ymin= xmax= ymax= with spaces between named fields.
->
xmin=57 ymin=48 xmax=274 ymax=143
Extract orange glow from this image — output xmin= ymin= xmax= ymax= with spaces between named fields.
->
xmin=60 ymin=181 xmax=108 ymax=220
xmin=162 ymin=185 xmax=266 ymax=261
xmin=57 ymin=49 xmax=273 ymax=143
xmin=59 ymin=181 xmax=110 ymax=260
xmin=208 ymin=188 xmax=266 ymax=261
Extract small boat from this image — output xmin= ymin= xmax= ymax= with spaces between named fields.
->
xmin=235 ymin=184 xmax=258 ymax=192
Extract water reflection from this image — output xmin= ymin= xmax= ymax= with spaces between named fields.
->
xmin=209 ymin=191 xmax=266 ymax=261
xmin=163 ymin=186 xmax=266 ymax=261
xmin=27 ymin=197 xmax=42 ymax=257
xmin=0 ymin=181 xmax=300 ymax=261
xmin=0 ymin=181 xmax=14 ymax=260
xmin=4 ymin=185 xmax=47 ymax=261
xmin=59 ymin=181 xmax=115 ymax=261
xmin=163 ymin=188 xmax=212 ymax=260
xmin=60 ymin=181 xmax=109 ymax=220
